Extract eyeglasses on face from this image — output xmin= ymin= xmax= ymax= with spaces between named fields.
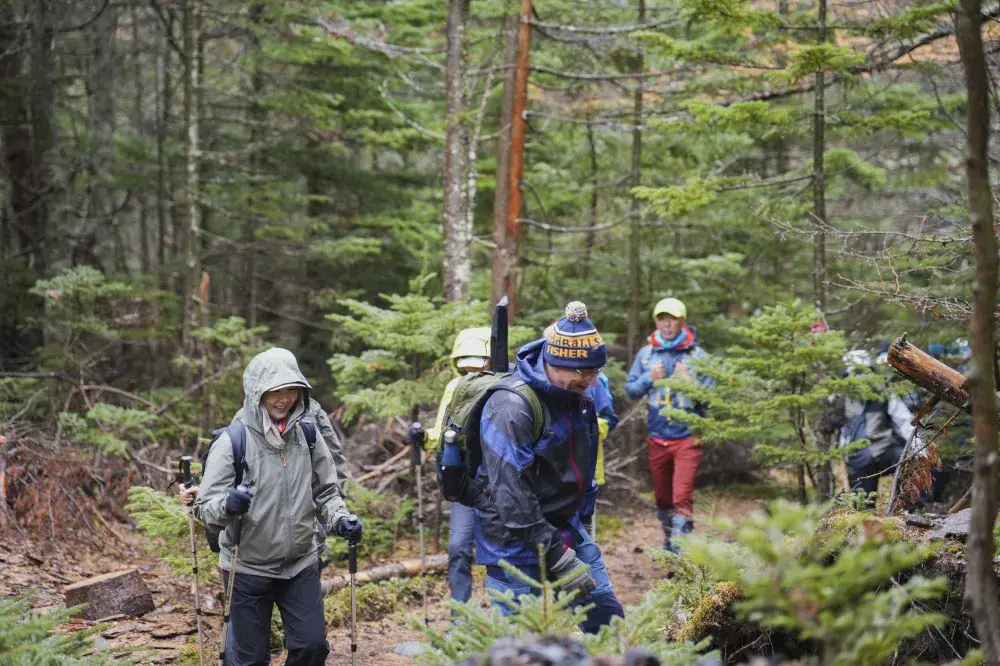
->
xmin=573 ymin=366 xmax=606 ymax=380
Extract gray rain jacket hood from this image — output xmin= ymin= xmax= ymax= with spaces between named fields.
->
xmin=194 ymin=348 xmax=349 ymax=579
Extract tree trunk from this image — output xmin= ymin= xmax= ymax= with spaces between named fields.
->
xmin=29 ymin=0 xmax=57 ymax=277
xmin=180 ymin=0 xmax=201 ymax=377
xmin=584 ymin=116 xmax=599 ymax=276
xmin=89 ymin=0 xmax=121 ymax=273
xmin=506 ymin=0 xmax=533 ymax=322
xmin=156 ymin=13 xmax=174 ymax=289
xmin=0 ymin=3 xmax=31 ymax=362
xmin=956 ymin=0 xmax=1000 ymax=658
xmin=809 ymin=0 xmax=833 ymax=500
xmin=132 ymin=2 xmax=150 ymax=274
xmin=626 ymin=0 xmax=645 ymax=363
xmin=442 ymin=0 xmax=471 ymax=303
xmin=812 ymin=0 xmax=827 ymax=312
xmin=244 ymin=4 xmax=266 ymax=324
xmin=491 ymin=16 xmax=517 ymax=309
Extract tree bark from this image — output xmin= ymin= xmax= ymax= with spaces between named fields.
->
xmin=956 ymin=0 xmax=1000 ymax=658
xmin=0 ymin=3 xmax=31 ymax=362
xmin=180 ymin=0 xmax=201 ymax=376
xmin=442 ymin=0 xmax=471 ymax=303
xmin=491 ymin=16 xmax=517 ymax=309
xmin=506 ymin=0 xmax=533 ymax=321
xmin=626 ymin=0 xmax=645 ymax=363
xmin=28 ymin=0 xmax=57 ymax=276
xmin=812 ymin=0 xmax=827 ymax=313
xmin=244 ymin=3 xmax=266 ymax=324
xmin=89 ymin=0 xmax=121 ymax=273
xmin=321 ymin=554 xmax=448 ymax=594
xmin=809 ymin=0 xmax=834 ymax=500
xmin=584 ymin=115 xmax=599 ymax=276
xmin=156 ymin=13 xmax=174 ymax=289
xmin=132 ymin=2 xmax=150 ymax=274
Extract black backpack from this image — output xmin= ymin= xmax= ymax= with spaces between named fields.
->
xmin=201 ymin=419 xmax=317 ymax=552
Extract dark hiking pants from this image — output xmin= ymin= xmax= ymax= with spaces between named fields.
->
xmin=222 ymin=563 xmax=329 ymax=666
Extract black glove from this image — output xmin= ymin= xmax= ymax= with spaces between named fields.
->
xmin=407 ymin=422 xmax=427 ymax=448
xmin=336 ymin=514 xmax=363 ymax=544
xmin=548 ymin=547 xmax=595 ymax=596
xmin=224 ymin=486 xmax=253 ymax=516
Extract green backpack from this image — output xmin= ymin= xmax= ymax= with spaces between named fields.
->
xmin=435 ymin=372 xmax=544 ymax=507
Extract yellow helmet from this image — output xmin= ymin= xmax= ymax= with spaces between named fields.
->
xmin=450 ymin=327 xmax=491 ymax=372
xmin=653 ymin=297 xmax=687 ymax=320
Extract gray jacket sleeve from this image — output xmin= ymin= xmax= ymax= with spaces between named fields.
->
xmin=193 ymin=434 xmax=237 ymax=530
xmin=480 ymin=391 xmax=563 ymax=563
xmin=311 ymin=432 xmax=350 ymax=529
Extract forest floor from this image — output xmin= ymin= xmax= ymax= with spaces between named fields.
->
xmin=0 ymin=487 xmax=766 ymax=665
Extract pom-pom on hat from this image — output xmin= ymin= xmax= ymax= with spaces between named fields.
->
xmin=543 ymin=301 xmax=607 ymax=369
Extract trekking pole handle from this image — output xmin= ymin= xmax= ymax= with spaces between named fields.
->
xmin=179 ymin=455 xmax=194 ymax=488
xmin=348 ymin=542 xmax=358 ymax=574
xmin=409 ymin=422 xmax=424 ymax=463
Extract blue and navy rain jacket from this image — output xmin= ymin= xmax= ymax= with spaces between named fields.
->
xmin=474 ymin=339 xmax=599 ymax=567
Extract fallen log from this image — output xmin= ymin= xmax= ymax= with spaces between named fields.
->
xmin=887 ymin=337 xmax=971 ymax=410
xmin=64 ymin=568 xmax=155 ymax=621
xmin=321 ymin=553 xmax=447 ymax=594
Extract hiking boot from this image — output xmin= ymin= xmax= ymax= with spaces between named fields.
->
xmin=656 ymin=509 xmax=674 ymax=550
xmin=668 ymin=514 xmax=694 ymax=554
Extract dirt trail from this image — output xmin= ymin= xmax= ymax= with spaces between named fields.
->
xmin=0 ymin=490 xmax=763 ymax=665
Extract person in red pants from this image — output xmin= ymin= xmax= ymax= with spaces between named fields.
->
xmin=625 ymin=298 xmax=711 ymax=553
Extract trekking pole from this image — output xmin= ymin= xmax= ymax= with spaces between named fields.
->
xmin=349 ymin=540 xmax=359 ymax=666
xmin=219 ymin=483 xmax=249 ymax=666
xmin=409 ymin=422 xmax=428 ymax=626
xmin=591 ymin=505 xmax=598 ymax=542
xmin=179 ymin=456 xmax=205 ymax=666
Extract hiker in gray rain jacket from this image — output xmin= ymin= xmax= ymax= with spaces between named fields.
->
xmin=194 ymin=348 xmax=363 ymax=666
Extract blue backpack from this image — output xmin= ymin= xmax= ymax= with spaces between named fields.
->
xmin=201 ymin=419 xmax=317 ymax=552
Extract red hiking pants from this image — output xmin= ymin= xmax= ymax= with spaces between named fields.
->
xmin=646 ymin=436 xmax=702 ymax=517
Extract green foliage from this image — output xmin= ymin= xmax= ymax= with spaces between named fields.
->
xmin=414 ymin=551 xmax=712 ymax=665
xmin=325 ymin=577 xmax=445 ymax=628
xmin=30 ymin=268 xmax=173 ymax=374
xmin=125 ymin=486 xmax=216 ymax=584
xmin=681 ymin=500 xmax=948 ymax=666
xmin=329 ymin=288 xmax=534 ymax=423
xmin=325 ymin=481 xmax=415 ymax=561
xmin=663 ymin=301 xmax=884 ymax=472
xmin=57 ymin=404 xmax=157 ymax=457
xmin=0 ymin=595 xmax=109 ymax=665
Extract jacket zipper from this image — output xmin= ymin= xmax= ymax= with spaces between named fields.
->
xmin=564 ymin=414 xmax=583 ymax=504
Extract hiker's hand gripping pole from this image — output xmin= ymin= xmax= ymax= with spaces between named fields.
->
xmin=179 ymin=456 xmax=205 ymax=666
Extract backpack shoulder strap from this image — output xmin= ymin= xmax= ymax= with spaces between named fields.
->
xmin=495 ymin=376 xmax=545 ymax=443
xmin=227 ymin=423 xmax=247 ymax=486
xmin=299 ymin=419 xmax=317 ymax=450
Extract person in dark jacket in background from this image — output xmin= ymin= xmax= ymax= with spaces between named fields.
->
xmin=476 ymin=302 xmax=624 ymax=633
xmin=626 ymin=298 xmax=711 ymax=553
xmin=839 ymin=349 xmax=923 ymax=497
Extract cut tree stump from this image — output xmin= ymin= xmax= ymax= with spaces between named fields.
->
xmin=321 ymin=553 xmax=447 ymax=594
xmin=64 ymin=568 xmax=155 ymax=621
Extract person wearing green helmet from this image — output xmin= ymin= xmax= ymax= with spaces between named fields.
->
xmin=425 ymin=326 xmax=491 ymax=604
xmin=625 ymin=297 xmax=711 ymax=553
